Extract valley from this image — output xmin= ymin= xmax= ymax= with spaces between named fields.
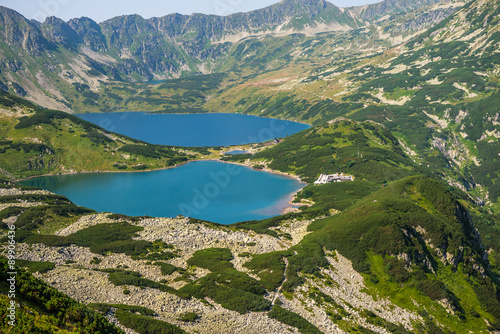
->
xmin=0 ymin=0 xmax=499 ymax=333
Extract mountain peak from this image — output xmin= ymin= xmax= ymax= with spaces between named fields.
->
xmin=278 ymin=0 xmax=328 ymax=5
xmin=272 ymin=0 xmax=332 ymax=13
xmin=0 ymin=6 xmax=49 ymax=55
xmin=42 ymin=16 xmax=80 ymax=49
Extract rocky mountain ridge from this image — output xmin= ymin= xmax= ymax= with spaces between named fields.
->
xmin=0 ymin=0 xmax=462 ymax=109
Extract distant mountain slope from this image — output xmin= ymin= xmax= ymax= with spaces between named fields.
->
xmin=353 ymin=0 xmax=452 ymax=20
xmin=341 ymin=0 xmax=500 ymax=208
xmin=0 ymin=0 xmax=462 ymax=110
xmin=206 ymin=0 xmax=499 ymax=211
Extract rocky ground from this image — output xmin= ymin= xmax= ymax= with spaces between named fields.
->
xmin=0 ymin=189 xmax=421 ymax=333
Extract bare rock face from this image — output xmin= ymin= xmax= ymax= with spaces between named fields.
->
xmin=357 ymin=0 xmax=453 ymax=21
xmin=42 ymin=16 xmax=80 ymax=49
xmin=68 ymin=17 xmax=107 ymax=52
xmin=0 ymin=6 xmax=50 ymax=55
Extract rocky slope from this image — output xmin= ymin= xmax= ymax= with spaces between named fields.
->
xmin=1 ymin=167 xmax=499 ymax=333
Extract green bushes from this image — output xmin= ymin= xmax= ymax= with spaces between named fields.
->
xmin=268 ymin=306 xmax=322 ymax=334
xmin=233 ymin=213 xmax=301 ymax=236
xmin=119 ymin=145 xmax=163 ymax=159
xmin=416 ymin=279 xmax=449 ymax=301
xmin=26 ymin=222 xmax=153 ymax=256
xmin=178 ymin=312 xmax=199 ymax=322
xmin=90 ymin=240 xmax=152 ymax=256
xmin=299 ymin=181 xmax=379 ymax=213
xmin=181 ymin=248 xmax=271 ymax=313
xmin=153 ymin=262 xmax=179 ymax=276
xmin=15 ymin=111 xmax=61 ymax=129
xmin=360 ymin=309 xmax=410 ymax=334
xmin=89 ymin=303 xmax=156 ymax=316
xmin=106 ymin=213 xmax=144 ymax=222
xmin=472 ymin=276 xmax=500 ymax=327
xmin=0 ymin=206 xmax=24 ymax=220
xmin=103 ymin=269 xmax=173 ymax=293
xmin=118 ymin=144 xmax=187 ymax=162
xmin=244 ymin=251 xmax=291 ymax=291
xmin=0 ymin=193 xmax=70 ymax=204
xmin=221 ymin=153 xmax=253 ymax=162
xmin=254 ymin=120 xmax=414 ymax=184
xmin=12 ymin=204 xmax=94 ymax=239
xmin=133 ymin=251 xmax=179 ymax=261
xmin=187 ymin=248 xmax=234 ymax=272
xmin=282 ymin=242 xmax=329 ymax=291
xmin=82 ymin=129 xmax=113 ymax=146
xmin=15 ymin=260 xmax=55 ymax=274
xmin=179 ymin=271 xmax=271 ymax=314
xmin=276 ymin=176 xmax=487 ymax=297
xmin=101 ymin=269 xmax=184 ymax=298
xmin=14 ymin=109 xmax=99 ymax=132
xmin=115 ymin=309 xmax=186 ymax=334
xmin=0 ymin=141 xmax=54 ymax=155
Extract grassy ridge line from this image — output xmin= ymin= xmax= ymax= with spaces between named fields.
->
xmin=251 ymin=119 xmax=417 ymax=184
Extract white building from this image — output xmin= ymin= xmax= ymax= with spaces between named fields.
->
xmin=314 ymin=173 xmax=354 ymax=185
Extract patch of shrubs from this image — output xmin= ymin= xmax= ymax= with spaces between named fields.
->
xmin=178 ymin=312 xmax=199 ymax=322
xmin=268 ymin=305 xmax=322 ymax=334
xmin=115 ymin=309 xmax=186 ymax=334
xmin=89 ymin=303 xmax=156 ymax=316
xmin=0 ymin=257 xmax=121 ymax=333
xmin=187 ymin=248 xmax=234 ymax=272
xmin=15 ymin=259 xmax=55 ymax=273
xmin=26 ymin=222 xmax=153 ymax=256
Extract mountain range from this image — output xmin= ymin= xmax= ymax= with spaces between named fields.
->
xmin=0 ymin=0 xmax=463 ymax=110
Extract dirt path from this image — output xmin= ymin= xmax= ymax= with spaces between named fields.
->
xmin=272 ymin=257 xmax=289 ymax=305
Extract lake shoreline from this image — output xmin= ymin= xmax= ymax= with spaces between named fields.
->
xmin=15 ymin=159 xmax=307 ymax=223
xmin=217 ymin=160 xmax=306 ymax=216
xmin=15 ymin=159 xmax=305 ymax=183
xmin=76 ymin=110 xmax=313 ymax=127
xmin=76 ymin=112 xmax=311 ymax=147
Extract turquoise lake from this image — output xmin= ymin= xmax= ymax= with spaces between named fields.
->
xmin=225 ymin=150 xmax=249 ymax=155
xmin=76 ymin=112 xmax=310 ymax=147
xmin=20 ymin=161 xmax=305 ymax=225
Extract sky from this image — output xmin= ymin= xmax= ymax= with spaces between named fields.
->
xmin=1 ymin=0 xmax=382 ymax=23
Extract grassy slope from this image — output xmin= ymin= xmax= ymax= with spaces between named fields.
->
xmin=251 ymin=119 xmax=416 ymax=184
xmin=0 ymin=92 xmax=206 ymax=179
xmin=286 ymin=176 xmax=499 ymax=333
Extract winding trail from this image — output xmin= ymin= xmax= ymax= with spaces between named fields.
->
xmin=272 ymin=257 xmax=289 ymax=305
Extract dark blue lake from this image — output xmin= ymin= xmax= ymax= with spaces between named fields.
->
xmin=76 ymin=112 xmax=310 ymax=147
xmin=19 ymin=161 xmax=304 ymax=225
